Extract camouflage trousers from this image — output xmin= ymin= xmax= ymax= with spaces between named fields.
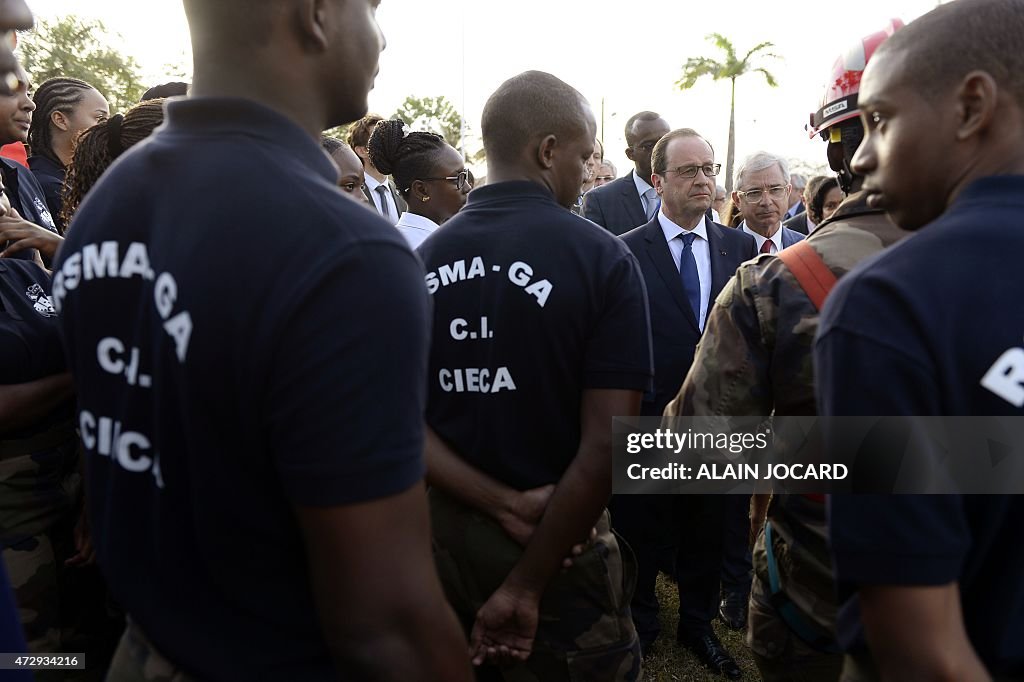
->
xmin=747 ymin=574 xmax=843 ymax=682
xmin=429 ymin=489 xmax=643 ymax=682
xmin=1 ymin=436 xmax=123 ymax=682
xmin=0 ymin=435 xmax=79 ymax=682
xmin=106 ymin=620 xmax=196 ymax=682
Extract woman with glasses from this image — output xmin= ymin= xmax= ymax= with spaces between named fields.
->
xmin=367 ymin=118 xmax=471 ymax=248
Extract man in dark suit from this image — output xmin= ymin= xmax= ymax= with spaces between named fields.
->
xmin=347 ymin=113 xmax=407 ymax=222
xmin=783 ymin=174 xmax=830 ymax=235
xmin=582 ymin=111 xmax=669 ymax=235
xmin=733 ymin=152 xmax=806 ymax=255
xmin=615 ymin=128 xmax=756 ymax=678
xmin=782 ymin=210 xmax=809 ymax=235
xmin=784 ymin=173 xmax=806 ymax=220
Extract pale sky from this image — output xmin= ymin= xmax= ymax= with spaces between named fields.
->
xmin=22 ymin=0 xmax=944 ymax=178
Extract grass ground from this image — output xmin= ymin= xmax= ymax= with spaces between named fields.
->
xmin=641 ymin=575 xmax=762 ymax=682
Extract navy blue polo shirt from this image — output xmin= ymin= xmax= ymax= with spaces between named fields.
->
xmin=0 ymin=259 xmax=62 ymax=384
xmin=27 ymin=154 xmax=65 ymax=233
xmin=815 ymin=176 xmax=1024 ymax=676
xmin=0 ymin=156 xmax=58 ymax=246
xmin=53 ymin=98 xmax=429 ymax=680
xmin=417 ymin=181 xmax=653 ymax=490
xmin=0 ymin=258 xmax=72 ymax=442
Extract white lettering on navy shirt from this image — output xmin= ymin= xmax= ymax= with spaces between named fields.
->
xmin=981 ymin=339 xmax=1024 ymax=407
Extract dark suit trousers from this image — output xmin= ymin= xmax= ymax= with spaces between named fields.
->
xmin=720 ymin=494 xmax=753 ymax=597
xmin=674 ymin=495 xmax=730 ymax=637
xmin=610 ymin=494 xmax=749 ymax=644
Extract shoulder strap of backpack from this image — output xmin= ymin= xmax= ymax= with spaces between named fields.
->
xmin=777 ymin=241 xmax=838 ymax=312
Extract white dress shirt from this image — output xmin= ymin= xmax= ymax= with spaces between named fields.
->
xmin=364 ymin=172 xmax=400 ymax=224
xmin=395 ymin=211 xmax=439 ymax=250
xmin=741 ymin=222 xmax=785 ymax=255
xmin=807 ymin=216 xmax=819 ymax=235
xmin=659 ymin=211 xmax=712 ymax=331
xmin=632 ymin=171 xmax=658 ymax=219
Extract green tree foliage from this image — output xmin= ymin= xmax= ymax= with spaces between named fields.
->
xmin=19 ymin=16 xmax=145 ymax=113
xmin=392 ymin=95 xmax=465 ymax=152
xmin=322 ymin=123 xmax=351 ymax=143
xmin=676 ymin=34 xmax=780 ymax=192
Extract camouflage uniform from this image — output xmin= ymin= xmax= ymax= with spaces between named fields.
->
xmin=665 ymin=192 xmax=908 ymax=682
xmin=429 ymin=489 xmax=642 ymax=682
xmin=0 ymin=421 xmax=79 ymax=665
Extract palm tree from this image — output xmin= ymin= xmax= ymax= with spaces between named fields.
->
xmin=676 ymin=34 xmax=779 ymax=192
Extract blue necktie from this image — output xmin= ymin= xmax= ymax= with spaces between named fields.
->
xmin=679 ymin=232 xmax=701 ymax=323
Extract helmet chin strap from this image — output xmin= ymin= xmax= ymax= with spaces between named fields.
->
xmin=827 ymin=120 xmax=865 ymax=195
xmin=836 ymin=164 xmax=857 ymax=195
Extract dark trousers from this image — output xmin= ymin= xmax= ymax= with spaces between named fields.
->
xmin=607 ymin=495 xmax=675 ymax=648
xmin=609 ymin=494 xmax=748 ymax=645
xmin=720 ymin=494 xmax=753 ymax=598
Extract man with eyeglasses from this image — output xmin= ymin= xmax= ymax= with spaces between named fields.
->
xmin=593 ymin=159 xmax=617 ymax=188
xmin=615 ymin=128 xmax=755 ymax=675
xmin=582 ymin=111 xmax=670 ymax=235
xmin=732 ymin=152 xmax=805 ymax=255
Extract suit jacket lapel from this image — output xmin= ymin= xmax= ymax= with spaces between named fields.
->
xmin=620 ymin=172 xmax=648 ymax=227
xmin=706 ymin=221 xmax=734 ymax=301
xmin=389 ymin=183 xmax=407 ymax=214
xmin=645 ymin=219 xmax=701 ymax=333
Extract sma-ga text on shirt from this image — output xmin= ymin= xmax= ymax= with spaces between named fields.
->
xmin=426 ymin=255 xmax=554 ymax=395
xmin=51 ymin=240 xmax=194 ymax=491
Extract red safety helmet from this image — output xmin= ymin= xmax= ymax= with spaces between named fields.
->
xmin=808 ymin=19 xmax=904 ymax=139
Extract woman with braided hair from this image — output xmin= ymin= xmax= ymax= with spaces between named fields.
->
xmin=27 ymin=77 xmax=108 ymax=232
xmin=60 ymin=98 xmax=165 ymax=228
xmin=367 ymin=118 xmax=471 ymax=248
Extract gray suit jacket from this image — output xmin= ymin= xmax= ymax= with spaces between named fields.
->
xmin=780 ymin=225 xmax=805 ymax=248
xmin=582 ymin=171 xmax=648 ymax=236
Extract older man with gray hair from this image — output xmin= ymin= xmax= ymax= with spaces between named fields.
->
xmin=732 ymin=152 xmax=805 ymax=254
xmin=592 ymin=159 xmax=617 ymax=188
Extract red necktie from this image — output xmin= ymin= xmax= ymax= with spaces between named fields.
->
xmin=760 ymin=239 xmax=773 ymax=255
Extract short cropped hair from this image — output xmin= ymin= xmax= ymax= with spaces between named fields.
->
xmin=734 ymin=151 xmax=790 ymax=190
xmin=624 ymin=111 xmax=661 ymax=144
xmin=650 ymin=128 xmax=711 ymax=176
xmin=480 ymin=70 xmax=590 ymax=166
xmin=878 ymin=0 xmax=1024 ymax=107
xmin=181 ymin=0 xmax=276 ymax=50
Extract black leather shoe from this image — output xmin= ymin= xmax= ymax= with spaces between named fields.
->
xmin=677 ymin=630 xmax=742 ymax=680
xmin=719 ymin=590 xmax=749 ymax=630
